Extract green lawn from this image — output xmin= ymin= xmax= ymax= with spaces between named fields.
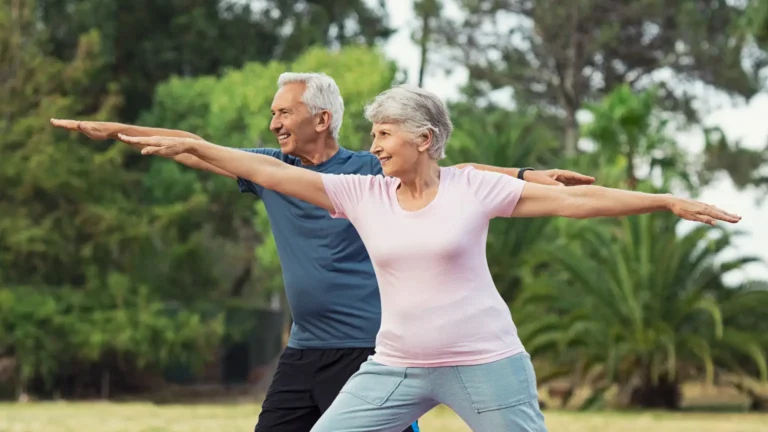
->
xmin=1 ymin=402 xmax=767 ymax=432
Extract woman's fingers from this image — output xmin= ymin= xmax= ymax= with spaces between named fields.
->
xmin=700 ymin=204 xmax=740 ymax=223
xmin=707 ymin=204 xmax=741 ymax=221
xmin=676 ymin=200 xmax=741 ymax=225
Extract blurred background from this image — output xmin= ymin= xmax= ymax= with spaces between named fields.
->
xmin=1 ymin=0 xmax=767 ymax=431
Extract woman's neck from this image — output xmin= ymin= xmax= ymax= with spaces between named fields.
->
xmin=398 ymin=159 xmax=441 ymax=199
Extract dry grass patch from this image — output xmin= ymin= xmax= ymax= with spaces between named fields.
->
xmin=0 ymin=402 xmax=766 ymax=432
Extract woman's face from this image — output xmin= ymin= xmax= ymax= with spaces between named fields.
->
xmin=369 ymin=122 xmax=430 ymax=177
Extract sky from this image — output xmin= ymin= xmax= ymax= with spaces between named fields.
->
xmin=377 ymin=0 xmax=768 ymax=283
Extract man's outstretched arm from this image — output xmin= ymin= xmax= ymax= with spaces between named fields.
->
xmin=50 ymin=119 xmax=236 ymax=178
xmin=452 ymin=163 xmax=595 ymax=186
xmin=51 ymin=119 xmax=597 ymax=187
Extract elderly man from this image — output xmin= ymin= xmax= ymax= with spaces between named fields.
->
xmin=51 ymin=72 xmax=594 ymax=431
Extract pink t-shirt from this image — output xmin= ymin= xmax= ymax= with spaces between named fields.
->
xmin=321 ymin=166 xmax=527 ymax=367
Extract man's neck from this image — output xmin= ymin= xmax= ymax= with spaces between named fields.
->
xmin=295 ymin=137 xmax=340 ymax=166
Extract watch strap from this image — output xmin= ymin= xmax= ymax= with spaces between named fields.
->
xmin=517 ymin=167 xmax=535 ymax=180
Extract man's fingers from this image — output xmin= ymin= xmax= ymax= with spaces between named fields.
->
xmin=559 ymin=170 xmax=595 ymax=184
xmin=140 ymin=146 xmax=161 ymax=156
xmin=50 ymin=118 xmax=80 ymax=130
xmin=529 ymin=172 xmax=563 ymax=186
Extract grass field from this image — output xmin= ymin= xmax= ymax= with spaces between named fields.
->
xmin=1 ymin=402 xmax=767 ymax=432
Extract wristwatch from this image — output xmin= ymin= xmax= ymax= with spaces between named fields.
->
xmin=517 ymin=167 xmax=535 ymax=180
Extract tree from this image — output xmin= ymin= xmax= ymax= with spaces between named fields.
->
xmin=35 ymin=0 xmax=393 ymax=121
xmin=412 ymin=0 xmax=443 ymax=87
xmin=515 ymin=212 xmax=768 ymax=409
xmin=742 ymin=0 xmax=768 ymax=53
xmin=0 ymin=0 xmax=133 ymax=287
xmin=700 ymin=126 xmax=768 ymax=199
xmin=0 ymin=280 xmax=223 ymax=398
xmin=438 ymin=0 xmax=765 ymax=155
xmin=581 ymin=84 xmax=696 ymax=191
xmin=0 ymin=0 xmax=223 ymax=397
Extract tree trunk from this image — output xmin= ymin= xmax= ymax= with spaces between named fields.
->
xmin=417 ymin=11 xmax=431 ymax=87
xmin=415 ymin=0 xmax=438 ymax=88
xmin=628 ymin=375 xmax=682 ymax=409
xmin=100 ymin=368 xmax=110 ymax=400
xmin=229 ymin=262 xmax=252 ymax=297
xmin=563 ymin=108 xmax=579 ymax=156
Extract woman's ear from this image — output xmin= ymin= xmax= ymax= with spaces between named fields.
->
xmin=417 ymin=129 xmax=433 ymax=154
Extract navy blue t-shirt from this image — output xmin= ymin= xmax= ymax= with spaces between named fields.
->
xmin=237 ymin=147 xmax=383 ymax=349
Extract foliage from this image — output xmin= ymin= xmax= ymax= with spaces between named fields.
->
xmin=438 ymin=0 xmax=766 ymax=154
xmin=700 ymin=126 xmax=768 ymax=196
xmin=516 ymin=211 xmax=768 ymax=408
xmin=35 ymin=0 xmax=392 ymax=121
xmin=0 ymin=2 xmax=129 ymax=287
xmin=0 ymin=280 xmax=223 ymax=393
xmin=581 ymin=85 xmax=697 ymax=192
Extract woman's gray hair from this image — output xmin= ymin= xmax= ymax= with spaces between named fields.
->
xmin=277 ymin=72 xmax=344 ymax=139
xmin=364 ymin=85 xmax=453 ymax=159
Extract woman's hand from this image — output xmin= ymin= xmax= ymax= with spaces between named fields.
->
xmin=668 ymin=196 xmax=741 ymax=226
xmin=512 ymin=183 xmax=742 ymax=225
xmin=117 ymin=134 xmax=199 ymax=157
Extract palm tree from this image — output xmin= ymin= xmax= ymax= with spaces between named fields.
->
xmin=515 ymin=210 xmax=768 ymax=409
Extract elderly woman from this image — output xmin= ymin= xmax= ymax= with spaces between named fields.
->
xmin=120 ymin=85 xmax=739 ymax=432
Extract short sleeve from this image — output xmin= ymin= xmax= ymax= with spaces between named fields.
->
xmin=236 ymin=148 xmax=284 ymax=196
xmin=461 ymin=166 xmax=527 ymax=218
xmin=321 ymin=174 xmax=379 ymax=220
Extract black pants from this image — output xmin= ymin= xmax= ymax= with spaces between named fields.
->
xmin=255 ymin=347 xmax=417 ymax=432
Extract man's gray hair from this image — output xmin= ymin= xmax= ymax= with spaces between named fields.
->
xmin=277 ymin=72 xmax=344 ymax=139
xmin=364 ymin=85 xmax=453 ymax=159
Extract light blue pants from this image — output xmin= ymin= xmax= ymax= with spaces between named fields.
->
xmin=310 ymin=352 xmax=547 ymax=432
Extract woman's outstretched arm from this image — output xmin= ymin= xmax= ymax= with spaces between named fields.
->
xmin=118 ymin=135 xmax=334 ymax=211
xmin=511 ymin=182 xmax=741 ymax=226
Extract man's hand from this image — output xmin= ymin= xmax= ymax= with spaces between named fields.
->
xmin=455 ymin=163 xmax=595 ymax=186
xmin=118 ymin=134 xmax=198 ymax=157
xmin=526 ymin=169 xmax=595 ymax=187
xmin=50 ymin=119 xmax=114 ymax=140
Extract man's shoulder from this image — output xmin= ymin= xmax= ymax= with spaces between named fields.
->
xmin=334 ymin=149 xmax=382 ymax=175
xmin=241 ymin=147 xmax=299 ymax=164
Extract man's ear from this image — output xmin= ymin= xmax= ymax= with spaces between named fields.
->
xmin=315 ymin=111 xmax=332 ymax=133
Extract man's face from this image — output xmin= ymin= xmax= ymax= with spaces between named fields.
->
xmin=269 ymin=82 xmax=319 ymax=156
